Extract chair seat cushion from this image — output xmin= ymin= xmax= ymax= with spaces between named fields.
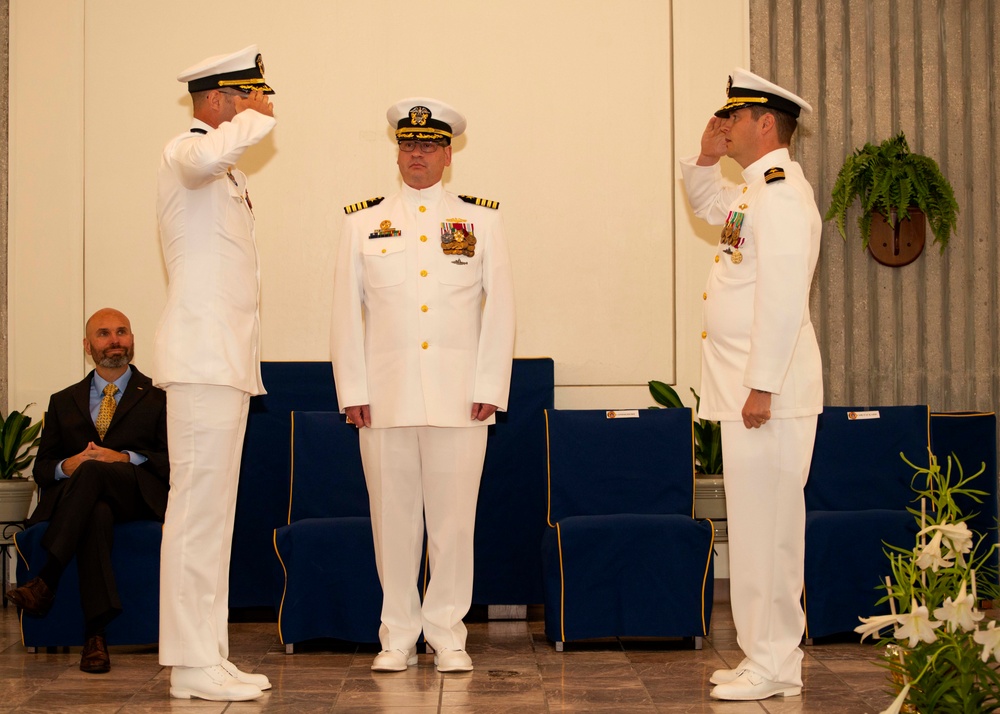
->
xmin=14 ymin=520 xmax=162 ymax=647
xmin=274 ymin=517 xmax=382 ymax=645
xmin=804 ymin=509 xmax=917 ymax=639
xmin=541 ymin=514 xmax=714 ymax=643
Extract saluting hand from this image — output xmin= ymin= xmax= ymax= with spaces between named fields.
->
xmin=697 ymin=116 xmax=728 ymax=166
xmin=235 ymin=89 xmax=275 ymax=118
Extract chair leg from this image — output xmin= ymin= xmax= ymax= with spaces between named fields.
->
xmin=694 ymin=636 xmax=703 ymax=651
xmin=555 ymin=641 xmax=564 ymax=652
xmin=285 ymin=643 xmax=294 ymax=654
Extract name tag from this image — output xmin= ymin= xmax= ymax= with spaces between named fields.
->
xmin=606 ymin=409 xmax=640 ymax=419
xmin=847 ymin=410 xmax=880 ymax=420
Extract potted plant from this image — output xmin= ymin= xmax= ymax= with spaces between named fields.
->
xmin=648 ymin=381 xmax=722 ymax=475
xmin=825 ymin=131 xmax=959 ymax=264
xmin=855 ymin=453 xmax=1000 ymax=713
xmin=0 ymin=404 xmax=42 ymax=524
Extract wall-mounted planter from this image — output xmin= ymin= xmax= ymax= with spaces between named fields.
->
xmin=868 ymin=209 xmax=925 ymax=267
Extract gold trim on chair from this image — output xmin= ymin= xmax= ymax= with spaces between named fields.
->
xmin=273 ymin=529 xmax=290 ymax=646
xmin=556 ymin=522 xmax=566 ymax=644
xmin=699 ymin=519 xmax=715 ymax=636
xmin=286 ymin=413 xmax=297 ymax=526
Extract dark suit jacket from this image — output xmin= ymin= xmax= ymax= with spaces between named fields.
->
xmin=29 ymin=366 xmax=169 ymax=525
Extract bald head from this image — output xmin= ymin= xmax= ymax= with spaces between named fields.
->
xmin=84 ymin=308 xmax=135 ymax=379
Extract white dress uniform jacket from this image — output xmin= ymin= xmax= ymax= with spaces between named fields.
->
xmin=331 ymin=181 xmax=515 ymax=427
xmin=153 ymin=110 xmax=276 ymax=395
xmin=679 ymin=147 xmax=823 ymax=421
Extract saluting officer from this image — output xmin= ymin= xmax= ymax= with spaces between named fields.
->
xmin=331 ymin=97 xmax=515 ymax=674
xmin=154 ymin=45 xmax=275 ymax=702
xmin=679 ymin=68 xmax=823 ymax=702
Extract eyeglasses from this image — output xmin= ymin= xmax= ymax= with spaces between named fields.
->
xmin=217 ymin=89 xmax=250 ymax=98
xmin=398 ymin=141 xmax=445 ymax=154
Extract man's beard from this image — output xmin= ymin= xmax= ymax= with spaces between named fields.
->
xmin=95 ymin=346 xmax=133 ymax=369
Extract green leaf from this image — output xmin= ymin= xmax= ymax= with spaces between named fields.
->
xmin=648 ymin=380 xmax=684 ymax=409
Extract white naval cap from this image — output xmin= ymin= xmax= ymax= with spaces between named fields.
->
xmin=715 ymin=67 xmax=811 ymax=118
xmin=387 ymin=97 xmax=466 ymax=144
xmin=177 ymin=44 xmax=275 ymax=95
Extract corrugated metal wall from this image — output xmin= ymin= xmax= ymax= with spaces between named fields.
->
xmin=750 ymin=0 xmax=999 ymax=413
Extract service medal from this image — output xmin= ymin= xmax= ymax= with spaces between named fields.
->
xmin=441 ymin=221 xmax=477 ymax=257
xmin=731 ymin=250 xmax=743 ymax=264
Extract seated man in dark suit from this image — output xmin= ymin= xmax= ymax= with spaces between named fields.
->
xmin=5 ymin=307 xmax=169 ymax=674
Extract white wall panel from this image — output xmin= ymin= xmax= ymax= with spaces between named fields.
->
xmin=9 ymin=0 xmax=749 ymax=412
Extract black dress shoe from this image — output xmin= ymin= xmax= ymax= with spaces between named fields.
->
xmin=80 ymin=634 xmax=111 ymax=674
xmin=5 ymin=577 xmax=55 ymax=617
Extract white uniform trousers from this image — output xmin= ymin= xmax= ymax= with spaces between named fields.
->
xmin=359 ymin=425 xmax=488 ymax=652
xmin=158 ymin=383 xmax=251 ymax=666
xmin=721 ymin=415 xmax=817 ymax=686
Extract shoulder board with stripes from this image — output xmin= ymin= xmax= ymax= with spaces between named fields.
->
xmin=459 ymin=194 xmax=500 ymax=210
xmin=344 ymin=196 xmax=385 ymax=214
xmin=764 ymin=167 xmax=786 ymax=184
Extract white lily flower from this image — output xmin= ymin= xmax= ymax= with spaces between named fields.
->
xmin=933 ymin=580 xmax=984 ymax=633
xmin=895 ymin=600 xmax=941 ymax=648
xmin=855 ymin=613 xmax=900 ymax=642
xmin=920 ymin=521 xmax=974 ymax=556
xmin=880 ymin=683 xmax=911 ymax=714
xmin=974 ymin=621 xmax=1000 ymax=663
xmin=914 ymin=531 xmax=953 ymax=572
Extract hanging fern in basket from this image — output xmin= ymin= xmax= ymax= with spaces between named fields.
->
xmin=826 ymin=132 xmax=959 ymax=253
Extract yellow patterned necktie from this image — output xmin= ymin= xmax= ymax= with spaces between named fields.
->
xmin=96 ymin=383 xmax=118 ymax=439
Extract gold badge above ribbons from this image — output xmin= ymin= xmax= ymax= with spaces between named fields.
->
xmin=368 ymin=219 xmax=401 ymax=239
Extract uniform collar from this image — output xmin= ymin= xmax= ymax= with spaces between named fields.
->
xmin=401 ymin=181 xmax=444 ymax=206
xmin=742 ymin=147 xmax=791 ymax=184
xmin=190 ymin=118 xmax=214 ymax=134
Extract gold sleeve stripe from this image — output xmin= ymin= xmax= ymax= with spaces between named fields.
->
xmin=458 ymin=194 xmax=500 ymax=210
xmin=343 ymin=196 xmax=385 ymax=214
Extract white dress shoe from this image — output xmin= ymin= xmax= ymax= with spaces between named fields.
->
xmin=371 ymin=647 xmax=418 ymax=672
xmin=220 ymin=658 xmax=271 ymax=690
xmin=710 ymin=669 xmax=801 ymax=701
xmin=169 ymin=664 xmax=264 ymax=701
xmin=710 ymin=657 xmax=750 ymax=685
xmin=434 ymin=648 xmax=473 ymax=672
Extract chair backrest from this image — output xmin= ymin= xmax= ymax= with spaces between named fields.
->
xmin=930 ymin=411 xmax=998 ymax=566
xmin=287 ymin=410 xmax=369 ymax=522
xmin=805 ymin=405 xmax=930 ymax=512
xmin=545 ymin=408 xmax=695 ymax=522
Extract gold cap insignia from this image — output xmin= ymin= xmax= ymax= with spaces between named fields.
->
xmin=409 ymin=106 xmax=430 ymax=127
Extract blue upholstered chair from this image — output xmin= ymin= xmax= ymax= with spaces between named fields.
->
xmin=541 ymin=408 xmax=715 ymax=651
xmin=233 ymin=362 xmax=338 ymax=609
xmin=13 ymin=519 xmax=162 ymax=648
xmin=272 ymin=411 xmax=382 ymax=650
xmin=930 ymin=411 xmax=998 ymax=572
xmin=473 ymin=357 xmax=554 ymax=610
xmin=803 ymin=405 xmax=930 ymax=640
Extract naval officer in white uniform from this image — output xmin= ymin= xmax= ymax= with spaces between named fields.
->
xmin=679 ymin=68 xmax=823 ymax=701
xmin=331 ymin=98 xmax=515 ymax=674
xmin=153 ymin=45 xmax=275 ymax=702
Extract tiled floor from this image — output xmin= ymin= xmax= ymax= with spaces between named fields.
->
xmin=0 ymin=581 xmax=898 ymax=713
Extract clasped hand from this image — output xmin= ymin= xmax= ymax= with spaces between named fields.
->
xmin=63 ymin=442 xmax=127 ymax=476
